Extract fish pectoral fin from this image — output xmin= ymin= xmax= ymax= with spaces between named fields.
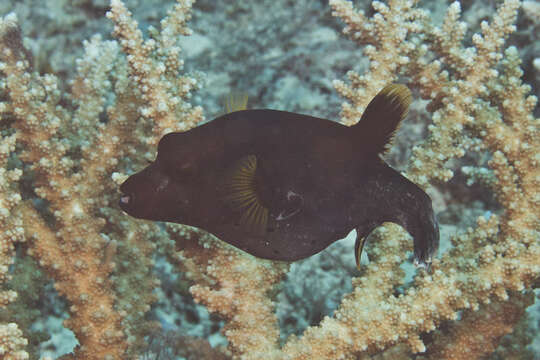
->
xmin=221 ymin=154 xmax=269 ymax=234
xmin=354 ymin=232 xmax=368 ymax=270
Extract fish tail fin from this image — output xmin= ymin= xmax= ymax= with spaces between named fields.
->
xmin=352 ymin=84 xmax=412 ymax=155
xmin=413 ymin=206 xmax=440 ymax=271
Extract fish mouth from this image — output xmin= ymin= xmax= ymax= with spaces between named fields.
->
xmin=118 ymin=192 xmax=132 ymax=212
xmin=118 ymin=180 xmax=134 ymax=213
xmin=119 ymin=178 xmax=133 ymax=209
xmin=119 ymin=193 xmax=131 ymax=205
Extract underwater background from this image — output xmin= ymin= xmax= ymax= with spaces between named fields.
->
xmin=0 ymin=0 xmax=538 ymax=359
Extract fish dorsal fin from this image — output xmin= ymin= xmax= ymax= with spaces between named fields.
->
xmin=354 ymin=84 xmax=412 ymax=155
xmin=221 ymin=155 xmax=269 ymax=234
xmin=223 ymin=92 xmax=249 ymax=113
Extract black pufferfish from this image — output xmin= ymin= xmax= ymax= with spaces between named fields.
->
xmin=119 ymin=84 xmax=439 ymax=268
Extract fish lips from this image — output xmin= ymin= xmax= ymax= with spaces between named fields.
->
xmin=118 ymin=178 xmax=138 ymax=216
xmin=119 ymin=194 xmax=130 ymax=210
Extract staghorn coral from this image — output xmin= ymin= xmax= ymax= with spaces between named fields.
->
xmin=173 ymin=0 xmax=539 ymax=357
xmin=0 ymin=121 xmax=27 ymax=359
xmin=0 ymin=0 xmax=203 ymax=358
xmin=0 ymin=0 xmax=538 ymax=360
xmin=425 ymin=291 xmax=534 ymax=359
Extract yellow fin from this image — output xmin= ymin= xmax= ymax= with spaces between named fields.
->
xmin=221 ymin=155 xmax=268 ymax=234
xmin=355 ymin=235 xmax=367 ymax=270
xmin=223 ymin=92 xmax=249 ymax=113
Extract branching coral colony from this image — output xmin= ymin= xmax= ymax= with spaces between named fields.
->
xmin=0 ymin=0 xmax=538 ymax=359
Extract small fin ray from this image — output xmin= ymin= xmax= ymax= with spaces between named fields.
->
xmin=221 ymin=155 xmax=268 ymax=234
xmin=223 ymin=92 xmax=249 ymax=113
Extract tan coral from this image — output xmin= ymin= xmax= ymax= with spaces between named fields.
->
xmin=166 ymin=0 xmax=539 ymax=358
xmin=0 ymin=0 xmax=204 ymax=357
xmin=427 ymin=292 xmax=534 ymax=360
xmin=0 ymin=0 xmax=538 ymax=358
xmin=0 ymin=121 xmax=28 ymax=360
xmin=106 ymin=0 xmax=203 ymax=145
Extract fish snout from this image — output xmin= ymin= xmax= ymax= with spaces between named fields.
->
xmin=118 ymin=175 xmax=140 ymax=215
xmin=118 ymin=163 xmax=170 ymax=219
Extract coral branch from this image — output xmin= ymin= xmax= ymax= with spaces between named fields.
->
xmin=106 ymin=0 xmax=203 ymax=145
xmin=0 ymin=0 xmax=537 ymax=358
xmin=0 ymin=0 xmax=204 ymax=357
xmin=0 ymin=108 xmax=28 ymax=359
xmin=427 ymin=292 xmax=534 ymax=359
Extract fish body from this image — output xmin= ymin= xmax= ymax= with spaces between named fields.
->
xmin=119 ymin=85 xmax=439 ymax=267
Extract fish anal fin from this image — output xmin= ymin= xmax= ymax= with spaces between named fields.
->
xmin=354 ymin=234 xmax=368 ymax=270
xmin=353 ymin=84 xmax=412 ymax=155
xmin=354 ymin=222 xmax=380 ymax=270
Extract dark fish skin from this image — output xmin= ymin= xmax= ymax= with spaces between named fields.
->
xmin=119 ymin=85 xmax=439 ymax=267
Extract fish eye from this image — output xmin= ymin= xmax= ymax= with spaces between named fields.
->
xmin=168 ymin=161 xmax=195 ymax=180
xmin=180 ymin=162 xmax=192 ymax=171
xmin=177 ymin=162 xmax=194 ymax=176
